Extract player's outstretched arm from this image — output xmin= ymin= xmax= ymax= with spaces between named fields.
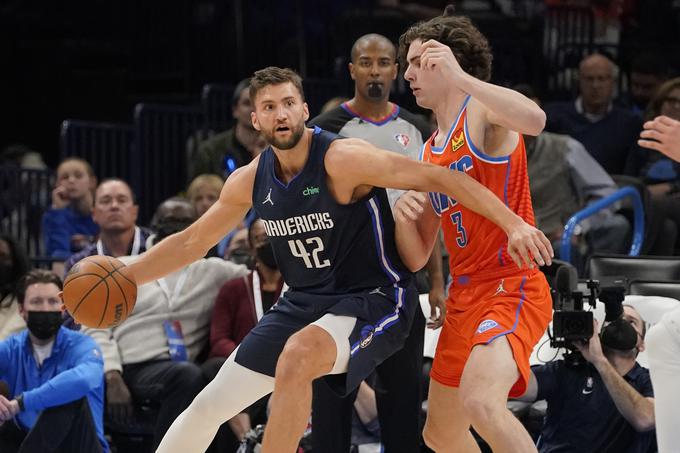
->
xmin=419 ymin=40 xmax=545 ymax=136
xmin=328 ymin=139 xmax=553 ymax=268
xmin=126 ymin=162 xmax=256 ymax=285
xmin=639 ymin=115 xmax=680 ymax=162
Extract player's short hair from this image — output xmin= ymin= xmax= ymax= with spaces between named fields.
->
xmin=250 ymin=67 xmax=305 ymax=103
xmin=398 ymin=4 xmax=492 ymax=82
xmin=16 ymin=269 xmax=63 ymax=306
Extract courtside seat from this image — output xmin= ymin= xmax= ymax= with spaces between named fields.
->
xmin=587 ymin=254 xmax=680 ymax=282
xmin=629 ymin=281 xmax=680 ymax=300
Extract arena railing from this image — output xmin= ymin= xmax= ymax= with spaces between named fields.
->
xmin=0 ymin=166 xmax=54 ymax=259
xmin=560 ymin=186 xmax=644 ymax=264
xmin=60 ymin=120 xmax=134 ymax=182
xmin=133 ymin=102 xmax=204 ymax=224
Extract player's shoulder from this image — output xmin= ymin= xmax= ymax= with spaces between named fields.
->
xmin=395 ymin=105 xmax=432 ymax=139
xmin=309 ymin=105 xmax=353 ymax=134
xmin=325 ymin=137 xmax=373 ymax=173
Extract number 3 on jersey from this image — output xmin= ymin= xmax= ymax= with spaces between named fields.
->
xmin=450 ymin=211 xmax=468 ymax=247
xmin=288 ymin=236 xmax=331 ymax=268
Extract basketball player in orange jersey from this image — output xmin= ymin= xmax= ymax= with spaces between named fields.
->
xmin=395 ymin=7 xmax=552 ymax=453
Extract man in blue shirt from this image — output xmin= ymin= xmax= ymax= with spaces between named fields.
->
xmin=518 ymin=305 xmax=655 ymax=453
xmin=0 ymin=269 xmax=108 ymax=453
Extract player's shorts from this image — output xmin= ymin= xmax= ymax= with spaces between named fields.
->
xmin=235 ymin=280 xmax=419 ymax=396
xmin=430 ymin=268 xmax=552 ymax=397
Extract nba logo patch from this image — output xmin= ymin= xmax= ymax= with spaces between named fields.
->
xmin=360 ymin=325 xmax=374 ymax=348
xmin=477 ymin=319 xmax=499 ymax=334
xmin=452 ymin=129 xmax=465 ymax=151
xmin=394 ymin=133 xmax=410 ymax=147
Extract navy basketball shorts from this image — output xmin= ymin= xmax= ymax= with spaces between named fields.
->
xmin=235 ymin=280 xmax=419 ymax=396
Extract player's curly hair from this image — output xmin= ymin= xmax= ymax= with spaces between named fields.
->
xmin=398 ymin=4 xmax=493 ymax=82
xmin=250 ymin=67 xmax=305 ymax=103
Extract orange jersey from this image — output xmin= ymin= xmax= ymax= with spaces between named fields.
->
xmin=421 ymin=96 xmax=536 ymax=278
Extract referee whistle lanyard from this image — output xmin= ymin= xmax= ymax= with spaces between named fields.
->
xmin=157 ymin=267 xmax=190 ymax=310
xmin=252 ymin=270 xmax=288 ymax=321
xmin=96 ymin=226 xmax=142 ymax=256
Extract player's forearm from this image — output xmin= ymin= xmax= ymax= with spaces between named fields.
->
xmin=458 ymin=74 xmax=545 ymax=136
xmin=395 ymin=218 xmax=432 ymax=272
xmin=595 ymin=359 xmax=655 ymax=431
xmin=434 ymin=169 xmax=525 ymax=235
xmin=127 ymin=229 xmax=208 ymax=286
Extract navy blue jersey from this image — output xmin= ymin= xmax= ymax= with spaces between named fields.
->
xmin=252 ymin=127 xmax=412 ymax=294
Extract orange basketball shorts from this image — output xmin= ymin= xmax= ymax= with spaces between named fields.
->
xmin=430 ymin=269 xmax=552 ymax=397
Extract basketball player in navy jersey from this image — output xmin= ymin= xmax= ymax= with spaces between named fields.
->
xmin=123 ymin=67 xmax=552 ymax=453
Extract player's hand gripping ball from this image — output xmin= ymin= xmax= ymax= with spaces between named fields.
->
xmin=62 ymin=255 xmax=137 ymax=328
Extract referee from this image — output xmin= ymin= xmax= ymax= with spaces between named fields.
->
xmin=309 ymin=33 xmax=445 ymax=453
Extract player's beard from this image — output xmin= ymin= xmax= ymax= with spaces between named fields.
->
xmin=265 ymin=120 xmax=305 ymax=150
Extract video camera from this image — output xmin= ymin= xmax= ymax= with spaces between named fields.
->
xmin=550 ymin=264 xmax=632 ymax=365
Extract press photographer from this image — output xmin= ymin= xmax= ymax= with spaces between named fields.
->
xmin=518 ymin=265 xmax=656 ymax=453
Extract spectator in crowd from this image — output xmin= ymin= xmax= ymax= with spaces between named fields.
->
xmin=64 ymin=178 xmax=151 ymax=274
xmin=626 ymin=77 xmax=680 ymax=252
xmin=83 ymin=197 xmax=248 ymax=450
xmin=309 ymin=33 xmax=437 ymax=453
xmin=191 ymin=78 xmax=267 ymax=179
xmin=545 ymin=53 xmax=642 ymax=174
xmin=518 ymin=305 xmax=655 ymax=453
xmin=187 ymin=174 xmax=223 ymax=218
xmin=204 ymin=218 xmax=284 ymax=449
xmin=626 ymin=78 xmax=680 ymax=191
xmin=0 ymin=234 xmax=29 ymax=340
xmin=0 ymin=270 xmax=107 ymax=453
xmin=516 ymin=85 xmax=630 ymax=269
xmin=224 ymin=227 xmax=253 ymax=266
xmin=42 ymin=157 xmax=98 ymax=260
xmin=0 ymin=144 xmax=47 ymax=170
xmin=618 ymin=52 xmax=670 ymax=118
xmin=186 ymin=174 xmax=256 ymax=258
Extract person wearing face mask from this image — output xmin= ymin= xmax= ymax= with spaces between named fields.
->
xmin=0 ymin=270 xmax=108 ymax=453
xmin=201 ymin=218 xmax=284 ymax=450
xmin=82 ymin=197 xmax=249 ymax=450
xmin=516 ymin=305 xmax=656 ymax=453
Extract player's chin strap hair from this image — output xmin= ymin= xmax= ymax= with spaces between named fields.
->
xmin=155 ymin=348 xmax=275 ymax=453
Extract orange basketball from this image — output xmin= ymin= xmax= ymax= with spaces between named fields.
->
xmin=63 ymin=255 xmax=137 ymax=328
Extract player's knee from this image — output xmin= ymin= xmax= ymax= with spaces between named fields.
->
xmin=461 ymin=389 xmax=501 ymax=426
xmin=276 ymin=335 xmax=326 ymax=383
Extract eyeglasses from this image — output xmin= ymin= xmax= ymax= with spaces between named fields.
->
xmin=663 ymin=96 xmax=680 ymax=109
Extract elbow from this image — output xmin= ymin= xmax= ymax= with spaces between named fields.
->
xmin=525 ymin=109 xmax=546 ymax=137
xmin=633 ymin=413 xmax=656 ymax=432
xmin=402 ymin=253 xmax=429 ymax=273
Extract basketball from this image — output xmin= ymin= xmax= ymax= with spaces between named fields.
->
xmin=63 ymin=255 xmax=137 ymax=328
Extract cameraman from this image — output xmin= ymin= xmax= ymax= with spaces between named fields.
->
xmin=518 ymin=305 xmax=655 ymax=453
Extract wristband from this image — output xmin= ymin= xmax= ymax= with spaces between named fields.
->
xmin=16 ymin=394 xmax=24 ymax=412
